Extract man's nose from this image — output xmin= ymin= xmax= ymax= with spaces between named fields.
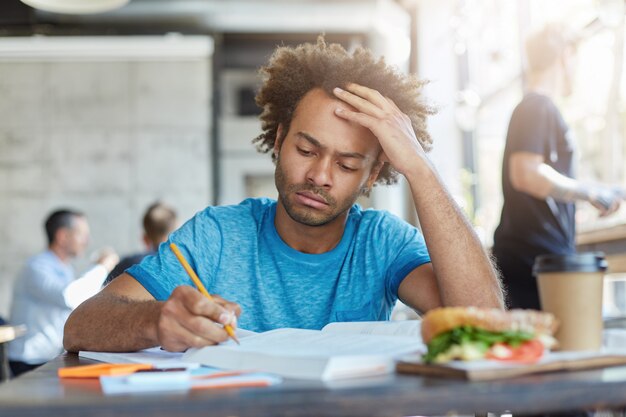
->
xmin=306 ymin=157 xmax=332 ymax=188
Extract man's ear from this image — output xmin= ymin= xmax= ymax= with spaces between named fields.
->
xmin=142 ymin=234 xmax=152 ymax=251
xmin=273 ymin=124 xmax=284 ymax=158
xmin=53 ymin=228 xmax=69 ymax=247
xmin=365 ymin=160 xmax=384 ymax=189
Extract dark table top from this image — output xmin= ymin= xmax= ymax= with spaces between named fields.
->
xmin=1 ymin=352 xmax=626 ymax=417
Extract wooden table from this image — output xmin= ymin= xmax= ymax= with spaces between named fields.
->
xmin=1 ymin=353 xmax=626 ymax=417
xmin=577 ymin=223 xmax=626 ymax=273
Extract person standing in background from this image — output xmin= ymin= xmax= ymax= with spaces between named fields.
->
xmin=8 ymin=209 xmax=118 ymax=377
xmin=104 ymin=202 xmax=178 ymax=285
xmin=493 ymin=25 xmax=625 ymax=310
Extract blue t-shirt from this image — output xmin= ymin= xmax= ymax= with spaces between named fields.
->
xmin=128 ymin=198 xmax=431 ymax=332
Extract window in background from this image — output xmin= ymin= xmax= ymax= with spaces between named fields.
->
xmin=450 ymin=0 xmax=523 ymax=244
xmin=564 ymin=10 xmax=626 ymax=231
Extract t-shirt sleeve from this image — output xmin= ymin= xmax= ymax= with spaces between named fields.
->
xmin=381 ymin=214 xmax=431 ymax=300
xmin=127 ymin=208 xmax=223 ymax=301
xmin=507 ymin=98 xmax=553 ymax=156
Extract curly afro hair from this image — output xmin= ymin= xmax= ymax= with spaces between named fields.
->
xmin=253 ymin=36 xmax=435 ymax=186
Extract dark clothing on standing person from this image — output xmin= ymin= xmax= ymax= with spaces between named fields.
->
xmin=493 ymin=93 xmax=576 ymax=309
xmin=104 ymin=252 xmax=155 ymax=286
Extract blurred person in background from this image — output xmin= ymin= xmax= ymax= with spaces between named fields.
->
xmin=493 ymin=24 xmax=625 ymax=310
xmin=8 ymin=209 xmax=118 ymax=377
xmin=104 ymin=201 xmax=178 ymax=285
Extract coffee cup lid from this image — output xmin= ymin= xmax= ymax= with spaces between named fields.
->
xmin=533 ymin=252 xmax=607 ymax=274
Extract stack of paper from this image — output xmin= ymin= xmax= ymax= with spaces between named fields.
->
xmin=182 ymin=321 xmax=423 ymax=381
xmin=78 ymin=346 xmax=281 ymax=393
xmin=79 ymin=321 xmax=423 ymax=382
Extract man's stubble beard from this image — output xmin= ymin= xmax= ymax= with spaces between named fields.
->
xmin=274 ymin=154 xmax=362 ymax=227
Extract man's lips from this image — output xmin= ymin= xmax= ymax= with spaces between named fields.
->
xmin=295 ymin=191 xmax=329 ymax=208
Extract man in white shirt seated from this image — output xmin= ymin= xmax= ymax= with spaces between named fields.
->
xmin=8 ymin=209 xmax=119 ymax=376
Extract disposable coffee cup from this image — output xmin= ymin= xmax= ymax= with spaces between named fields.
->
xmin=533 ymin=252 xmax=607 ymax=351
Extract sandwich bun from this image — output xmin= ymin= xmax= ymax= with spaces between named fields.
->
xmin=421 ymin=307 xmax=558 ymax=344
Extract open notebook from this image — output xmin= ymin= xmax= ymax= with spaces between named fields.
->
xmin=79 ymin=321 xmax=423 ymax=381
xmin=182 ymin=320 xmax=423 ymax=381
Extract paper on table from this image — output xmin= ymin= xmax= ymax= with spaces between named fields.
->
xmin=79 ymin=322 xmax=422 ymax=380
xmin=100 ymin=370 xmax=190 ymax=394
xmin=221 ymin=328 xmax=419 ymax=356
xmin=183 ymin=327 xmax=422 ymax=380
xmin=100 ymin=367 xmax=281 ymax=394
xmin=79 ymin=329 xmax=259 ymax=366
xmin=79 ymin=347 xmax=187 ymax=367
xmin=321 ymin=320 xmax=422 ymax=339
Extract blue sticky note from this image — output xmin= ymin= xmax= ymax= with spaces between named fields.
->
xmin=100 ymin=370 xmax=191 ymax=395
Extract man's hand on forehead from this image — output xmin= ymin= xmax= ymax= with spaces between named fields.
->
xmin=332 ymin=83 xmax=428 ymax=177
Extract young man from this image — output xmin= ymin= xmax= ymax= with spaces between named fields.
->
xmin=104 ymin=201 xmax=178 ymax=286
xmin=64 ymin=38 xmax=503 ymax=354
xmin=492 ymin=26 xmax=624 ymax=309
xmin=9 ymin=209 xmax=118 ymax=375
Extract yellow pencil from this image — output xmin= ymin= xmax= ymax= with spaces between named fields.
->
xmin=169 ymin=242 xmax=240 ymax=345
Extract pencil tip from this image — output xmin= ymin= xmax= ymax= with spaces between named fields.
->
xmin=225 ymin=326 xmax=240 ymax=345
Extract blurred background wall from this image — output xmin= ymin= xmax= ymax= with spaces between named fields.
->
xmin=0 ymin=36 xmax=213 ymax=313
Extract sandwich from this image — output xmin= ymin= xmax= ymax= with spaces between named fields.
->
xmin=421 ymin=307 xmax=558 ymax=364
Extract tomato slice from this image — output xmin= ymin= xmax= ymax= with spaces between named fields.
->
xmin=485 ymin=339 xmax=545 ymax=364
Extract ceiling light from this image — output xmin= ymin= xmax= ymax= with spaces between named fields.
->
xmin=20 ymin=0 xmax=130 ymax=14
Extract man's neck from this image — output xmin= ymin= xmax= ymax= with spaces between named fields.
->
xmin=274 ymin=202 xmax=348 ymax=254
xmin=527 ymin=71 xmax=558 ymax=98
xmin=49 ymin=245 xmax=70 ymax=264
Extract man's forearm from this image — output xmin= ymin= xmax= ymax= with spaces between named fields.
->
xmin=549 ymin=180 xmax=619 ymax=211
xmin=63 ymin=264 xmax=109 ymax=309
xmin=64 ymin=292 xmax=162 ymax=353
xmin=549 ymin=181 xmax=589 ymax=202
xmin=538 ymin=163 xmax=617 ymax=210
xmin=406 ymin=161 xmax=504 ymax=309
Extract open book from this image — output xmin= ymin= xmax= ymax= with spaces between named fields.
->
xmin=182 ymin=320 xmax=423 ymax=381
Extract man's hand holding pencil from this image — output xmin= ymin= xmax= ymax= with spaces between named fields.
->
xmin=154 ymin=243 xmax=241 ymax=352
